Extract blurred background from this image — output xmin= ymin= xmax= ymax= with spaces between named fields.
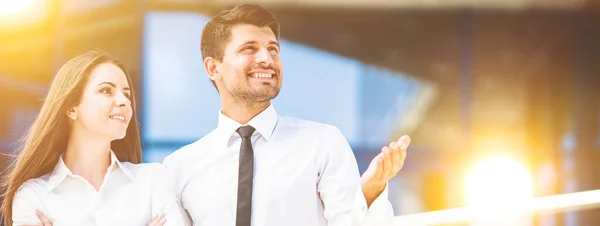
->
xmin=1 ymin=0 xmax=599 ymax=225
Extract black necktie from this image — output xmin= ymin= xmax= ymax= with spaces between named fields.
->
xmin=236 ymin=126 xmax=255 ymax=226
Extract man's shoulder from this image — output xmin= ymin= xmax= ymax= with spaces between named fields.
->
xmin=278 ymin=115 xmax=340 ymax=133
xmin=277 ymin=115 xmax=350 ymax=155
xmin=162 ymin=129 xmax=219 ymax=165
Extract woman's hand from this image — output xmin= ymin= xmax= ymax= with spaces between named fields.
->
xmin=148 ymin=213 xmax=166 ymax=226
xmin=22 ymin=209 xmax=53 ymax=226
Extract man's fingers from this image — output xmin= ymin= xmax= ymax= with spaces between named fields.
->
xmin=382 ymin=147 xmax=393 ymax=179
xmin=397 ymin=135 xmax=411 ymax=170
xmin=387 ymin=141 xmax=400 ymax=174
xmin=390 ymin=142 xmax=402 ymax=173
xmin=399 ymin=144 xmax=407 ymax=162
xmin=398 ymin=135 xmax=411 ymax=151
xmin=376 ymin=154 xmax=384 ymax=180
xmin=372 ymin=151 xmax=385 ymax=180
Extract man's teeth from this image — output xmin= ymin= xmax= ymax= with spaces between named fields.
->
xmin=110 ymin=115 xmax=126 ymax=121
xmin=252 ymin=73 xmax=273 ymax=78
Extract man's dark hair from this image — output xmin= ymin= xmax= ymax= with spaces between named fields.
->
xmin=201 ymin=4 xmax=280 ymax=90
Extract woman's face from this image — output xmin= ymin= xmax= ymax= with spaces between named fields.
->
xmin=68 ymin=63 xmax=133 ymax=141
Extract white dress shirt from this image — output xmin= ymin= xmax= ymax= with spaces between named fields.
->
xmin=12 ymin=151 xmax=185 ymax=226
xmin=163 ymin=104 xmax=393 ymax=226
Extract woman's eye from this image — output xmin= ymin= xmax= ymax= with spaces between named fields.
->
xmin=100 ymin=88 xmax=112 ymax=94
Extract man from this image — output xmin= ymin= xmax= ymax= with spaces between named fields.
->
xmin=162 ymin=4 xmax=411 ymax=226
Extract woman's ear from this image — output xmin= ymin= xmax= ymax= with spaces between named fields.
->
xmin=66 ymin=107 xmax=77 ymax=120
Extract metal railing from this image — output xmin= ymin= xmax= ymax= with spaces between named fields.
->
xmin=386 ymin=189 xmax=600 ymax=225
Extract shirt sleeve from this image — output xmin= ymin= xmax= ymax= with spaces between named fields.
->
xmin=354 ymin=183 xmax=395 ymax=225
xmin=150 ymin=164 xmax=189 ymax=226
xmin=316 ymin=126 xmax=395 ymax=226
xmin=12 ymin=181 xmax=45 ymax=226
xmin=162 ymin=151 xmax=194 ymax=226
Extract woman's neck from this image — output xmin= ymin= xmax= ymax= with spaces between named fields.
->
xmin=64 ymin=131 xmax=112 ymax=191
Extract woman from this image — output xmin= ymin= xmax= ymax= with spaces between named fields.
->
xmin=1 ymin=50 xmax=185 ymax=226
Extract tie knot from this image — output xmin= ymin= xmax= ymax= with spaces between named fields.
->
xmin=236 ymin=125 xmax=255 ymax=138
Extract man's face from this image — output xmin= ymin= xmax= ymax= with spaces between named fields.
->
xmin=215 ymin=24 xmax=283 ymax=103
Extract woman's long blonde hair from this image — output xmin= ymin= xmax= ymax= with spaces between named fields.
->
xmin=1 ymin=50 xmax=143 ymax=225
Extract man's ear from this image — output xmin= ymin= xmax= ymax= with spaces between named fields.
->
xmin=204 ymin=57 xmax=221 ymax=82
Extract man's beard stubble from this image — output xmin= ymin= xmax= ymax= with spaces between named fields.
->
xmin=231 ymin=63 xmax=281 ymax=106
xmin=231 ymin=83 xmax=280 ymax=107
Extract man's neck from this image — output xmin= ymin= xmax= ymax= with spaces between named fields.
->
xmin=221 ymin=99 xmax=270 ymax=125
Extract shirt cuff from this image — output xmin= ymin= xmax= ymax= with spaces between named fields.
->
xmin=356 ymin=183 xmax=394 ymax=225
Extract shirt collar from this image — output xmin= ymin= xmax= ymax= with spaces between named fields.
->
xmin=217 ymin=104 xmax=279 ymax=147
xmin=109 ymin=151 xmax=134 ymax=180
xmin=46 ymin=151 xmax=133 ymax=191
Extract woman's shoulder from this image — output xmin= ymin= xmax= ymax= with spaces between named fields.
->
xmin=15 ymin=173 xmax=53 ymax=196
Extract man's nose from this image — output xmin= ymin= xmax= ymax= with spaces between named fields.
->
xmin=254 ymin=47 xmax=274 ymax=66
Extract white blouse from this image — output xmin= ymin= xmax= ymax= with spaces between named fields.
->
xmin=12 ymin=151 xmax=185 ymax=226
